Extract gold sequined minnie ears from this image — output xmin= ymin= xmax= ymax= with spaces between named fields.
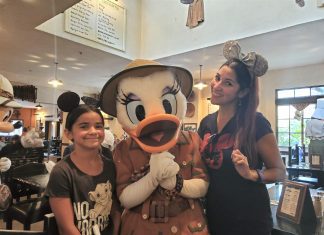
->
xmin=223 ymin=40 xmax=268 ymax=78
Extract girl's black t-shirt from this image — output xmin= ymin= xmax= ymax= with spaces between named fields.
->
xmin=198 ymin=112 xmax=273 ymax=235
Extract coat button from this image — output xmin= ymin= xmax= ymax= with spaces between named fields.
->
xmin=142 ymin=214 xmax=148 ymax=220
xmin=171 ymin=225 xmax=178 ymax=233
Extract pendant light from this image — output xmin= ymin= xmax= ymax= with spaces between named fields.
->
xmin=35 ymin=103 xmax=43 ymax=110
xmin=193 ymin=65 xmax=208 ymax=90
xmin=48 ymin=62 xmax=63 ymax=87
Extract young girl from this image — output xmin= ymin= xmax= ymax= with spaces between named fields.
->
xmin=46 ymin=96 xmax=120 ymax=235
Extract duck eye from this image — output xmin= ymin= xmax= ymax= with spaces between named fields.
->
xmin=162 ymin=93 xmax=177 ymax=115
xmin=126 ymin=100 xmax=146 ymax=124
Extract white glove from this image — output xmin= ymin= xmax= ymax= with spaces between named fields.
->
xmin=119 ymin=172 xmax=158 ymax=209
xmin=150 ymin=152 xmax=179 ymax=181
xmin=180 ymin=179 xmax=209 ymax=198
xmin=0 ymin=157 xmax=11 ymax=172
xmin=160 ymin=175 xmax=177 ymax=190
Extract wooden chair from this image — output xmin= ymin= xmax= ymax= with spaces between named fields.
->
xmin=4 ymin=162 xmax=47 ymax=202
xmin=43 ymin=213 xmax=59 ymax=235
xmin=4 ymin=197 xmax=51 ymax=230
xmin=25 ymin=148 xmax=45 ymax=164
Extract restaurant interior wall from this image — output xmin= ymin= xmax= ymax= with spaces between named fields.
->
xmin=140 ymin=0 xmax=324 ymax=59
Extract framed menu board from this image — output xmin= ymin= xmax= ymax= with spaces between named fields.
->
xmin=64 ymin=0 xmax=126 ymax=51
xmin=277 ymin=180 xmax=316 ymax=225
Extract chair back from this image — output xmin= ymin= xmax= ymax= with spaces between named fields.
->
xmin=11 ymin=163 xmax=47 ymax=178
xmin=3 ymin=163 xmax=47 ymax=201
xmin=25 ymin=147 xmax=45 ymax=163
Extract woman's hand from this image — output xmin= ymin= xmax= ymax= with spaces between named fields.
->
xmin=231 ymin=149 xmax=255 ymax=181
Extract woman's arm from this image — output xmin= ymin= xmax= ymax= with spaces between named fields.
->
xmin=232 ymin=133 xmax=287 ymax=183
xmin=256 ymin=133 xmax=287 ymax=183
xmin=49 ymin=197 xmax=80 ymax=235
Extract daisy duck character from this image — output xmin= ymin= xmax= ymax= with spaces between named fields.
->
xmin=100 ymin=59 xmax=209 ymax=235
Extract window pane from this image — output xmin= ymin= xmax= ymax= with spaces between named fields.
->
xmin=277 ymin=105 xmax=290 ymax=119
xmin=277 ymin=89 xmax=294 ymax=98
xmin=311 ymin=86 xmax=324 ymax=96
xmin=295 ymin=88 xmax=310 ymax=97
xmin=278 ymin=120 xmax=289 ymax=132
xmin=290 ymin=132 xmax=301 ymax=146
xmin=303 ymin=104 xmax=316 ymax=118
xmin=290 ymin=119 xmax=301 ymax=132
xmin=277 ymin=132 xmax=290 ymax=146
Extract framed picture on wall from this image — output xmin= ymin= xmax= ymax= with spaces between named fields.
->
xmin=183 ymin=123 xmax=197 ymax=132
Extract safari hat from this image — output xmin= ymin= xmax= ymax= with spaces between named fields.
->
xmin=100 ymin=59 xmax=193 ymax=117
xmin=0 ymin=74 xmax=22 ymax=108
xmin=312 ymin=98 xmax=324 ymax=119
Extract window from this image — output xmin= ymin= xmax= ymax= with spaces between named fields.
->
xmin=276 ymin=85 xmax=324 ymax=147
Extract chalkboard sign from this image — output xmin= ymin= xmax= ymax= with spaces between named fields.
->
xmin=64 ymin=0 xmax=126 ymax=51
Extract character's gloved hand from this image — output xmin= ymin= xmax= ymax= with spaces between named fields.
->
xmin=150 ymin=152 xmax=179 ymax=181
xmin=159 ymin=175 xmax=177 ymax=190
xmin=0 ymin=157 xmax=11 ymax=172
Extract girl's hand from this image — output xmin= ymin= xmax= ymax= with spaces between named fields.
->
xmin=231 ymin=149 xmax=254 ymax=181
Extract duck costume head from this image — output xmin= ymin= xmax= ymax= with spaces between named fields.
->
xmin=99 ymin=59 xmax=209 ymax=235
xmin=100 ymin=59 xmax=192 ymax=153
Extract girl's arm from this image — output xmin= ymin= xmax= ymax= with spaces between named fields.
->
xmin=49 ymin=197 xmax=80 ymax=235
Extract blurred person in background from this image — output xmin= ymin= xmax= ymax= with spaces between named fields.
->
xmin=101 ymin=129 xmax=114 ymax=160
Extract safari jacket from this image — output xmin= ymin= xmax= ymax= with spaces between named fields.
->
xmin=114 ymin=131 xmax=209 ymax=235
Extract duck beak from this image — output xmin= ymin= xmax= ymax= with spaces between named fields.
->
xmin=125 ymin=114 xmax=181 ymax=153
xmin=0 ymin=122 xmax=14 ymax=133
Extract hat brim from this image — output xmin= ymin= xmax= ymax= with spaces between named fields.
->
xmin=0 ymin=98 xmax=22 ymax=108
xmin=100 ymin=65 xmax=193 ymax=117
xmin=312 ymin=109 xmax=324 ymax=119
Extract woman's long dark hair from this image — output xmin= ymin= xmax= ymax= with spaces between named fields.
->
xmin=222 ymin=58 xmax=259 ymax=168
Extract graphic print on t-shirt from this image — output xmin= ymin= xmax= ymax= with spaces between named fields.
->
xmin=73 ymin=181 xmax=112 ymax=235
xmin=201 ymin=133 xmax=235 ymax=169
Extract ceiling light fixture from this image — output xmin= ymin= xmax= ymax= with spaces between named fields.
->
xmin=35 ymin=103 xmax=43 ymax=110
xmin=193 ymin=64 xmax=208 ymax=90
xmin=48 ymin=62 xmax=63 ymax=87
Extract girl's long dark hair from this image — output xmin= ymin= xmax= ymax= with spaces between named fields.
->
xmin=222 ymin=58 xmax=259 ymax=168
xmin=65 ymin=104 xmax=104 ymax=131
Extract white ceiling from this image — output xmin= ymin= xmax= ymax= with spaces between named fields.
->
xmin=0 ymin=0 xmax=324 ymax=93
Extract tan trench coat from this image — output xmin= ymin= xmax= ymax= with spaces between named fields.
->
xmin=114 ymin=131 xmax=209 ymax=235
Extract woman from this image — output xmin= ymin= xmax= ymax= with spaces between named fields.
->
xmin=198 ymin=41 xmax=286 ymax=235
xmin=46 ymin=92 xmax=120 ymax=235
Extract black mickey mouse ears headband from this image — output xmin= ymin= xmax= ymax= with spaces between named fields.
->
xmin=57 ymin=91 xmax=99 ymax=112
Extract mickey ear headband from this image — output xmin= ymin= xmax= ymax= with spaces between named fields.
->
xmin=223 ymin=40 xmax=268 ymax=78
xmin=57 ymin=91 xmax=99 ymax=112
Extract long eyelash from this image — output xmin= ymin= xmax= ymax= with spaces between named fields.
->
xmin=164 ymin=79 xmax=181 ymax=96
xmin=116 ymin=90 xmax=135 ymax=106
